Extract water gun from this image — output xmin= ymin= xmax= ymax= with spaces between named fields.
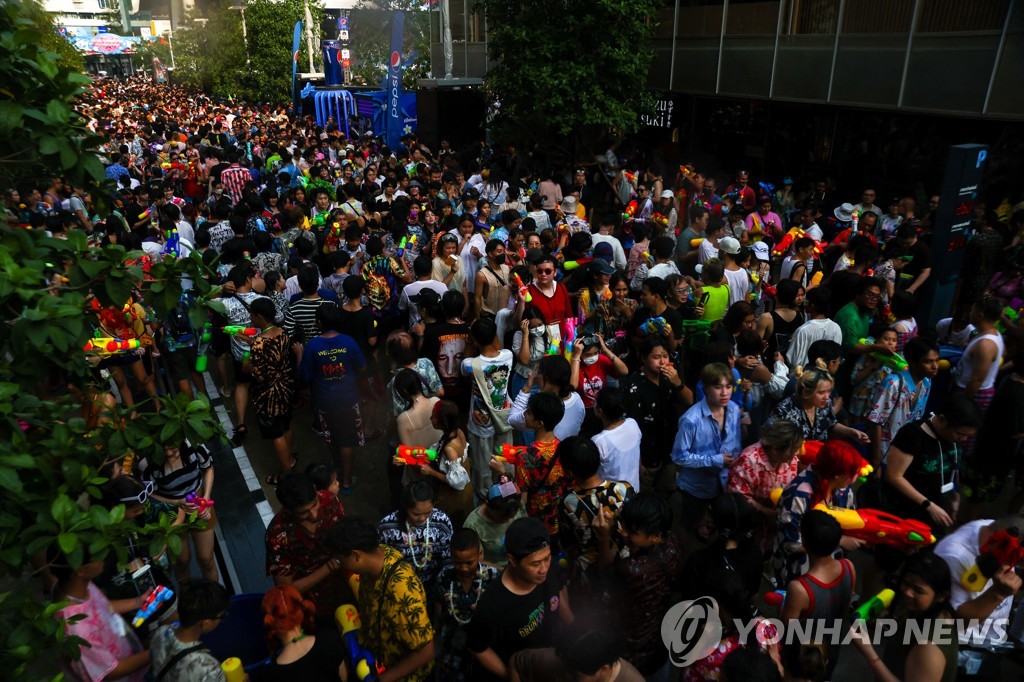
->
xmin=563 ymin=256 xmax=593 ymax=271
xmin=764 ymin=590 xmax=786 ymax=607
xmin=879 ymin=305 xmax=896 ymax=325
xmin=336 ymin=604 xmax=386 ymax=682
xmin=651 ymin=213 xmax=669 ymax=227
xmin=961 ymin=527 xmax=1024 ymax=591
xmin=546 ymin=338 xmax=561 ymax=355
xmin=852 ymin=588 xmax=895 ymax=621
xmin=84 ymin=338 xmax=141 ymax=355
xmin=562 ymin=318 xmax=578 ymax=362
xmin=639 ymin=317 xmax=669 ymax=337
xmin=809 ymin=270 xmax=824 ymax=288
xmin=690 ymin=237 xmax=704 ymax=248
xmin=770 ymin=488 xmax=783 ymax=505
xmin=395 ymin=445 xmax=438 ymax=466
xmin=221 ymin=326 xmax=259 ymax=337
xmin=194 ymin=323 xmax=212 ymax=372
xmin=680 ymin=319 xmax=712 ymax=337
xmin=623 ymin=171 xmax=638 ymax=186
xmin=185 ymin=492 xmax=215 ymax=514
xmin=812 ymin=503 xmax=935 ymax=548
xmin=642 ymin=251 xmax=654 ymax=265
xmin=622 ymin=200 xmax=638 ymax=221
xmin=749 ymin=272 xmax=775 ymax=300
xmin=131 ymin=585 xmax=174 ymax=628
xmin=996 ymin=306 xmax=1024 ymax=333
xmin=324 ymin=221 xmax=344 ymax=253
xmin=163 ymin=228 xmax=180 ymax=257
xmin=797 ymin=440 xmax=825 ymax=468
xmin=221 ymin=658 xmax=244 ymax=682
xmin=772 ymin=227 xmax=805 ymax=256
xmin=514 ymin=273 xmax=532 ymax=303
xmin=407 ymin=234 xmax=418 ymax=252
xmin=495 ymin=443 xmax=526 ymax=465
xmin=858 ymin=338 xmax=909 ymax=371
xmin=851 ymin=209 xmax=860 ymax=235
xmin=396 ymin=236 xmax=408 ymax=258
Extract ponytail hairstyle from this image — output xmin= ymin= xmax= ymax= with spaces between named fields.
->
xmin=261 ymin=585 xmax=316 ymax=650
xmin=431 ymin=399 xmax=461 ymax=460
xmin=811 ymin=440 xmax=869 ymax=507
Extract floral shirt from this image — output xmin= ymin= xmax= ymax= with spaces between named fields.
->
xmin=378 ymin=508 xmax=454 ymax=592
xmin=682 ymin=622 xmax=776 ymax=682
xmin=560 ymin=480 xmax=635 ymax=577
xmin=766 ymin=396 xmax=837 ymax=442
xmin=617 ymin=534 xmax=683 ymax=675
xmin=849 ymin=357 xmax=892 ymax=419
xmin=772 ymin=469 xmax=854 ymax=585
xmin=726 ymin=443 xmax=799 ymax=510
xmin=866 ymin=370 xmax=931 ymax=459
xmin=433 ymin=563 xmax=500 ymax=682
xmin=57 ymin=582 xmax=146 ymax=682
xmin=265 ymin=490 xmax=346 ymax=614
xmin=360 ymin=546 xmax=435 ymax=682
xmin=515 ymin=439 xmax=566 ymax=535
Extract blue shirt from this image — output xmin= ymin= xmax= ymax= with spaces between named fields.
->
xmin=671 ymin=399 xmax=743 ymax=499
xmin=298 ymin=333 xmax=366 ymax=408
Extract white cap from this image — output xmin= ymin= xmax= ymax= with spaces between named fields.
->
xmin=751 ymin=241 xmax=770 ymax=261
xmin=719 ymin=236 xmax=742 ymax=255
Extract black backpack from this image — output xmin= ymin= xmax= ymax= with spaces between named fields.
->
xmin=165 ymin=294 xmax=196 ymax=345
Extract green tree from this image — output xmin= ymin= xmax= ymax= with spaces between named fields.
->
xmin=245 ymin=0 xmax=324 ymax=103
xmin=172 ymin=0 xmax=247 ymax=98
xmin=22 ymin=0 xmax=85 ymax=71
xmin=476 ymin=0 xmax=661 ymax=160
xmin=0 ymin=3 xmax=225 ymax=679
xmin=349 ymin=0 xmax=429 ymax=88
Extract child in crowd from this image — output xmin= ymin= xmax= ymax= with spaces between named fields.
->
xmin=463 ymin=480 xmax=525 ymax=567
xmin=700 ymin=259 xmax=731 ymax=323
xmin=591 ymin=386 xmax=642 ymax=491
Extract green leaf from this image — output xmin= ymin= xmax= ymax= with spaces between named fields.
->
xmin=0 ymin=101 xmax=25 ymax=136
xmin=59 ymin=143 xmax=77 ymax=170
xmin=39 ymin=135 xmax=60 ymax=156
xmin=56 ymin=532 xmax=77 ymax=554
xmin=51 ymin=495 xmax=74 ymax=524
xmin=0 ymin=466 xmax=23 ymax=494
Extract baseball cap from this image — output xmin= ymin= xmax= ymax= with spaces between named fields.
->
xmin=409 ymin=288 xmax=442 ymax=306
xmin=660 ymin=190 xmax=674 ymax=199
xmin=462 ymin=187 xmax=480 ymax=200
xmin=719 ymin=236 xmax=742 ymax=255
xmin=590 ymin=258 xmax=616 ymax=275
xmin=504 ymin=517 xmax=550 ymax=557
xmin=751 ymin=241 xmax=770 ymax=262
xmin=486 ymin=480 xmax=519 ymax=502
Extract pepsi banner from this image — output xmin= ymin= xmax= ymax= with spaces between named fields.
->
xmin=386 ymin=11 xmax=405 ymax=151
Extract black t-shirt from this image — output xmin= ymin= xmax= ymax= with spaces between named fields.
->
xmin=901 ymin=240 xmax=932 ymax=280
xmin=467 ymin=571 xmax=564 ymax=665
xmin=250 ymin=629 xmax=346 ymax=682
xmin=210 ymin=162 xmax=230 ymax=184
xmin=882 ymin=419 xmax=958 ymax=523
xmin=680 ymin=544 xmax=763 ymax=601
xmin=420 ymin=320 xmax=471 ymax=399
xmin=337 ymin=306 xmax=378 ymax=358
xmin=621 ymin=371 xmax=678 ymax=467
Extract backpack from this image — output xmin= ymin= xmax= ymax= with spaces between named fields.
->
xmin=164 ymin=294 xmax=196 ymax=349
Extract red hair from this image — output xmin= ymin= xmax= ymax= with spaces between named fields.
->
xmin=811 ymin=440 xmax=868 ymax=506
xmin=261 ymin=585 xmax=316 ymax=649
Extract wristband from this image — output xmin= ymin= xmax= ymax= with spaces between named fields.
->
xmin=920 ymin=499 xmax=932 ymax=509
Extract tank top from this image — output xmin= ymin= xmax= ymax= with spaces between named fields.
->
xmin=766 ymin=308 xmax=805 ymax=360
xmin=795 ymin=558 xmax=854 ymax=620
xmin=956 ymin=331 xmax=1004 ymax=391
xmin=479 ymin=264 xmax=511 ymax=316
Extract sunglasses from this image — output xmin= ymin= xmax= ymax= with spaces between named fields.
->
xmin=119 ymin=480 xmax=155 ymax=504
xmin=537 ymin=268 xmax=555 ymax=275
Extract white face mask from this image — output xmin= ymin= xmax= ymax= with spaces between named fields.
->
xmin=529 ymin=327 xmax=545 ymax=337
xmin=582 ymin=355 xmax=599 ymax=366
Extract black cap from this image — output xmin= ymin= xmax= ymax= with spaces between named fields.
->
xmin=462 ymin=187 xmax=480 ymax=200
xmin=505 ymin=517 xmax=550 ymax=557
xmin=409 ymin=288 xmax=442 ymax=306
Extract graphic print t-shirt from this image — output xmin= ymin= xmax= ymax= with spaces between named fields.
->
xmin=298 ymin=333 xmax=366 ymax=408
xmin=461 ymin=349 xmax=514 ymax=437
xmin=467 ymin=570 xmax=563 ymax=665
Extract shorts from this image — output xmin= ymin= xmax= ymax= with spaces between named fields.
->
xmin=231 ymin=357 xmax=252 ymax=384
xmin=165 ymin=345 xmax=198 ymax=381
xmin=320 ymin=404 xmax=364 ymax=450
xmin=960 ymin=466 xmax=1016 ymax=502
xmin=97 ymin=351 xmax=142 ymax=370
xmin=257 ymin=409 xmax=293 ymax=440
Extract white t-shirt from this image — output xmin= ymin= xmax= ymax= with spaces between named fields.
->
xmin=592 ymin=418 xmax=642 ymax=491
xmin=723 ymin=267 xmax=750 ymax=306
xmin=698 ymin=238 xmax=718 ymax=265
xmin=591 ymin=234 xmax=627 ymax=271
xmin=786 ymin=318 xmax=843 ymax=369
xmin=399 ymin=279 xmax=448 ymax=329
xmin=935 ymin=520 xmax=1013 ymax=646
xmin=461 ymin=349 xmax=514 ymax=438
xmin=936 ymin=318 xmax=976 ymax=349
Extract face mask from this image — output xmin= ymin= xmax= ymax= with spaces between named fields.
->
xmin=529 ymin=327 xmax=545 ymax=337
xmin=582 ymin=355 xmax=599 ymax=366
xmin=214 ymin=188 xmax=223 ymax=195
xmin=721 ymin=206 xmax=730 ymax=215
xmin=492 ymin=254 xmax=506 ymax=265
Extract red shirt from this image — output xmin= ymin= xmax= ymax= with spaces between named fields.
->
xmin=528 ymin=281 xmax=574 ymax=342
xmin=578 ymin=354 xmax=613 ymax=408
xmin=833 ymin=229 xmax=878 ymax=247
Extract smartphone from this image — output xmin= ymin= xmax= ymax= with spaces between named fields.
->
xmin=700 ymin=292 xmax=710 ymax=305
xmin=130 ymin=563 xmax=156 ymax=596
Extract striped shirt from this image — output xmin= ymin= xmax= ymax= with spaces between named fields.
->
xmin=138 ymin=442 xmax=212 ymax=500
xmin=220 ymin=164 xmax=250 ymax=204
xmin=284 ymin=296 xmax=329 ymax=342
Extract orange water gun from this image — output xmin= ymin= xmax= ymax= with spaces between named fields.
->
xmin=495 ymin=443 xmax=526 ymax=465
xmin=772 ymin=227 xmax=805 ymax=257
xmin=812 ymin=504 xmax=935 ymax=549
xmin=84 ymin=338 xmax=141 ymax=355
xmin=395 ymin=445 xmax=438 ymax=466
xmin=961 ymin=527 xmax=1024 ymax=591
xmin=514 ymin=273 xmax=532 ymax=303
xmin=623 ymin=171 xmax=638 ymax=185
xmin=622 ymin=200 xmax=638 ymax=221
xmin=651 ymin=213 xmax=669 ymax=227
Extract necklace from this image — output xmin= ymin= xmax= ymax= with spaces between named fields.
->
xmin=289 ymin=632 xmax=308 ymax=644
xmin=404 ymin=516 xmax=432 ymax=569
xmin=448 ymin=567 xmax=486 ymax=625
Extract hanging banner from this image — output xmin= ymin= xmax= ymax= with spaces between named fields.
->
xmin=72 ymin=34 xmax=144 ymax=55
xmin=291 ymin=20 xmax=303 ymax=112
xmin=386 ymin=11 xmax=405 ymax=151
xmin=152 ymin=57 xmax=167 ymax=83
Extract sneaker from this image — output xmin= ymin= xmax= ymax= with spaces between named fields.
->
xmin=218 ymin=386 xmax=232 ymax=399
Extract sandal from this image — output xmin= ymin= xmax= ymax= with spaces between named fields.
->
xmin=340 ymin=476 xmax=358 ymax=496
xmin=231 ymin=423 xmax=248 ymax=446
xmin=265 ymin=457 xmax=298 ymax=487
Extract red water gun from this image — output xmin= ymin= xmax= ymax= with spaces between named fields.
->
xmin=812 ymin=504 xmax=935 ymax=548
xmin=395 ymin=445 xmax=438 ymax=466
xmin=131 ymin=585 xmax=174 ymax=628
xmin=221 ymin=326 xmax=260 ymax=337
xmin=764 ymin=590 xmax=786 ymax=607
xmin=961 ymin=527 xmax=1024 ymax=591
xmin=772 ymin=227 xmax=805 ymax=257
xmin=514 ymin=273 xmax=532 ymax=303
xmin=798 ymin=440 xmax=825 ymax=467
xmin=563 ymin=256 xmax=593 ymax=271
xmin=84 ymin=338 xmax=141 ymax=355
xmin=623 ymin=171 xmax=638 ymax=186
xmin=324 ymin=220 xmax=343 ymax=253
xmin=495 ymin=443 xmax=526 ymax=465
xmin=185 ymin=492 xmax=215 ymax=514
xmin=651 ymin=213 xmax=669 ymax=227
xmin=622 ymin=200 xmax=638 ymax=221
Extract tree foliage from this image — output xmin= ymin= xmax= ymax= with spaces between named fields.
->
xmin=476 ymin=0 xmax=661 ymax=156
xmin=22 ymin=0 xmax=85 ymax=72
xmin=0 ymin=0 xmax=96 ymax=190
xmin=172 ymin=0 xmax=323 ymax=104
xmin=349 ymin=1 xmax=429 ymax=88
xmin=0 ymin=4 xmax=225 ymax=679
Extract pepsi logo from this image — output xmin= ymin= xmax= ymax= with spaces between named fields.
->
xmin=391 ymin=51 xmax=401 ymax=67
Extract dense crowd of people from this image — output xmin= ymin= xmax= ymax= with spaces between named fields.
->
xmin=12 ymin=75 xmax=1024 ymax=682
